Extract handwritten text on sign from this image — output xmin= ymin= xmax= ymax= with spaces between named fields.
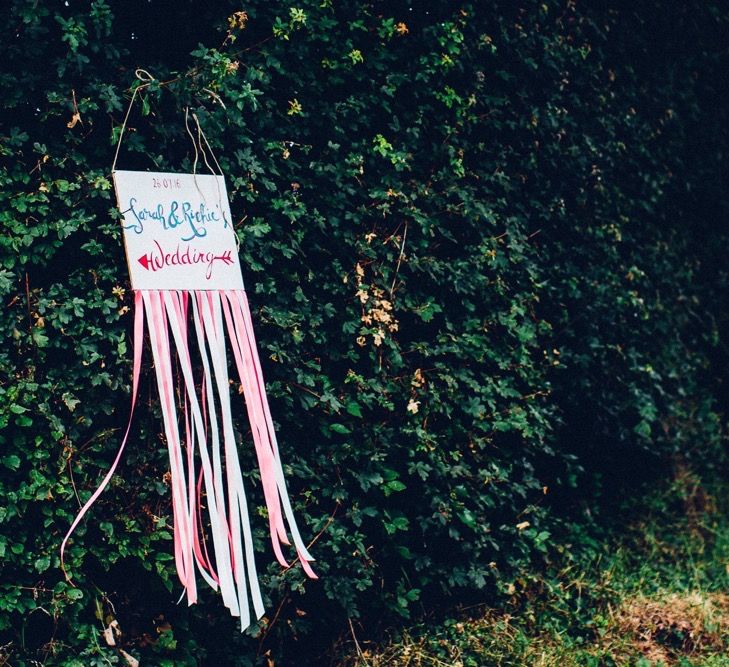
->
xmin=113 ymin=170 xmax=244 ymax=290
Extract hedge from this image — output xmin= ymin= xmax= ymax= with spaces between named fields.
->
xmin=0 ymin=1 xmax=728 ymax=664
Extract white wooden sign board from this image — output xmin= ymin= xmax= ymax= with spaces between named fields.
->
xmin=113 ymin=170 xmax=244 ymax=291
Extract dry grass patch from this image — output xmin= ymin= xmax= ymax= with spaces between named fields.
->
xmin=613 ymin=591 xmax=729 ymax=665
xmin=344 ymin=592 xmax=729 ymax=667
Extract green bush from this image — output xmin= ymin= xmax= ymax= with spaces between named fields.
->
xmin=0 ymin=1 xmax=727 ymax=664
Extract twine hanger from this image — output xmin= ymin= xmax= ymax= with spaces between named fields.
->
xmin=112 ymin=68 xmax=226 ymax=179
xmin=111 ymin=69 xmax=238 ymax=249
xmin=111 ymin=68 xmax=155 ymax=174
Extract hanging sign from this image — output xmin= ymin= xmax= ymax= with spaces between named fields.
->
xmin=62 ymin=168 xmax=316 ymax=632
xmin=113 ymin=170 xmax=244 ymax=290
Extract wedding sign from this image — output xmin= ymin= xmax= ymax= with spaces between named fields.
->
xmin=113 ymin=170 xmax=244 ymax=290
xmin=62 ymin=169 xmax=316 ymax=631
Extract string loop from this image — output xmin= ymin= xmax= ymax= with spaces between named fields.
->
xmin=111 ymin=69 xmax=157 ymax=174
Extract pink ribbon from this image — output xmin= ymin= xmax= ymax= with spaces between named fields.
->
xmin=62 ymin=287 xmax=316 ymax=630
xmin=60 ymin=291 xmax=144 ymax=581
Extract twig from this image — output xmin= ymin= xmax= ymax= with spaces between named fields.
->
xmin=280 ymin=503 xmax=340 ymax=579
xmin=67 ymin=457 xmax=82 ymax=508
xmin=290 ymin=382 xmax=322 ymax=401
xmin=306 ymin=502 xmax=340 ymax=551
xmin=67 ymin=89 xmax=82 ymax=129
xmin=389 ymin=220 xmax=408 ymax=298
xmin=256 ymin=596 xmax=288 ymax=655
xmin=381 ymin=220 xmax=405 ymax=246
xmin=24 ymin=273 xmax=32 ymax=338
xmin=259 ymin=505 xmax=340 ymax=652
xmin=116 ymin=35 xmax=276 ymax=99
xmin=348 ymin=617 xmax=370 ymax=667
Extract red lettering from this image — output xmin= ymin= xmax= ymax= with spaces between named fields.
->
xmin=137 ymin=242 xmax=234 ymax=279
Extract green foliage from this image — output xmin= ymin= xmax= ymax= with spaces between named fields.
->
xmin=342 ymin=477 xmax=729 ymax=666
xmin=0 ymin=0 xmax=727 ymax=664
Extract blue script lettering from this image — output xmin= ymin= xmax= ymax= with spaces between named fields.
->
xmin=121 ymin=197 xmax=224 ymax=241
xmin=179 ymin=202 xmax=221 ymax=241
xmin=120 ymin=197 xmax=165 ymax=234
xmin=217 ymin=204 xmax=230 ymax=229
xmin=167 ymin=200 xmax=183 ymax=230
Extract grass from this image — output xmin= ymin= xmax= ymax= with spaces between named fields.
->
xmin=341 ymin=467 xmax=729 ymax=666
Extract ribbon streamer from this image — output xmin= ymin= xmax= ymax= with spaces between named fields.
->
xmin=62 ymin=289 xmax=316 ymax=630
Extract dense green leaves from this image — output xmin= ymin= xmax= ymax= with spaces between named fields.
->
xmin=0 ymin=1 xmax=728 ymax=664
